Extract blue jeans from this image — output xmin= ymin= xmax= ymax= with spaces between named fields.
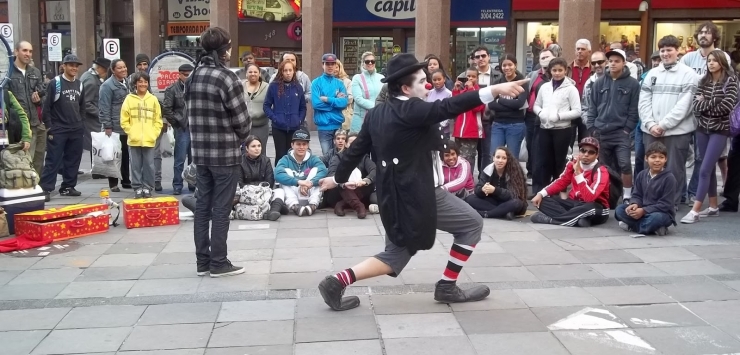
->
xmin=172 ymin=126 xmax=192 ymax=191
xmin=318 ymin=130 xmax=335 ymax=156
xmin=615 ymin=204 xmax=673 ymax=235
xmin=491 ymin=122 xmax=526 ymax=160
xmin=634 ymin=121 xmax=645 ymax=180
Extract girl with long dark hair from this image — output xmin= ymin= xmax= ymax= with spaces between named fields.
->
xmin=425 ymin=54 xmax=453 ymax=90
xmin=681 ymin=50 xmax=738 ymax=223
xmin=264 ymin=59 xmax=307 ymax=165
xmin=488 ymin=54 xmax=528 ymax=159
xmin=464 ymin=147 xmax=528 ymax=219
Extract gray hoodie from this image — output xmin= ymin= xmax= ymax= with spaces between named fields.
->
xmin=98 ymin=76 xmax=129 ymax=134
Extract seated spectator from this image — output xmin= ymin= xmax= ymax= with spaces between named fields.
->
xmin=616 ymin=142 xmax=676 ymax=235
xmin=440 ymin=141 xmax=474 ymax=198
xmin=328 ymin=133 xmax=377 ymax=218
xmin=274 ymin=129 xmax=327 ymax=216
xmin=464 ymin=147 xmax=528 ymax=220
xmin=530 ymin=137 xmax=611 ymax=227
xmin=321 ymin=129 xmax=347 ymax=166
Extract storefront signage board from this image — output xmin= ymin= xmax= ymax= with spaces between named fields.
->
xmin=167 ymin=22 xmax=210 ymax=36
xmin=333 ymin=0 xmax=509 ymax=26
xmin=168 ymin=0 xmax=211 ymax=21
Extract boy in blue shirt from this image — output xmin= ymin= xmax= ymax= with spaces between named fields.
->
xmin=311 ymin=53 xmax=348 ymax=155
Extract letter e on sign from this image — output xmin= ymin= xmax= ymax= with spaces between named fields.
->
xmin=104 ymin=38 xmax=120 ymax=60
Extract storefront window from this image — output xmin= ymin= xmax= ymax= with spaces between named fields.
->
xmin=454 ymin=27 xmax=506 ymax=77
xmin=339 ymin=37 xmax=393 ymax=75
xmin=654 ymin=21 xmax=740 ymax=58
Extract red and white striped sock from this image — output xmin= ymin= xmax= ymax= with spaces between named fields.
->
xmin=441 ymin=243 xmax=476 ymax=283
xmin=334 ymin=268 xmax=356 ymax=288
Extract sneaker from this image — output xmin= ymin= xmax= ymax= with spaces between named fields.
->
xmin=196 ymin=264 xmax=210 ymax=276
xmin=655 ymin=226 xmax=668 ymax=236
xmin=44 ymin=191 xmax=51 ymax=202
xmin=680 ymin=210 xmax=699 ymax=224
xmin=210 ymin=262 xmax=245 ymax=278
xmin=526 ymin=178 xmax=532 ymax=186
xmin=530 ymin=212 xmax=553 ymax=224
xmin=306 ymin=204 xmax=317 ymax=216
xmin=110 ymin=186 xmax=120 ymax=192
xmin=368 ymin=204 xmax=380 ymax=214
xmin=134 ymin=188 xmax=144 ymax=199
xmin=173 ymin=189 xmax=182 ymax=196
xmin=59 ymin=187 xmax=82 ymax=197
xmin=618 ymin=221 xmax=631 ymax=232
xmin=697 ymin=207 xmax=719 ymax=217
xmin=577 ymin=218 xmax=592 ymax=227
xmin=142 ymin=188 xmax=152 ymax=198
xmin=155 ymin=181 xmax=163 ymax=192
xmin=298 ymin=206 xmax=308 ymax=217
xmin=290 ymin=205 xmax=300 ymax=216
xmin=505 ymin=212 xmax=515 ymax=221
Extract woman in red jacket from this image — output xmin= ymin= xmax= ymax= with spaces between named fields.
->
xmin=452 ymin=68 xmax=485 ymax=165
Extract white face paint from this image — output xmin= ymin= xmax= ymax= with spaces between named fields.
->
xmin=402 ymin=70 xmax=429 ymax=99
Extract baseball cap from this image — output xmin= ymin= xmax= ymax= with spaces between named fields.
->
xmin=605 ymin=49 xmax=626 ymax=61
xmin=322 ymin=53 xmax=337 ymax=63
xmin=62 ymin=54 xmax=83 ymax=65
xmin=292 ymin=129 xmax=311 ymax=142
xmin=179 ymin=64 xmax=194 ymax=72
xmin=578 ymin=137 xmax=600 ymax=151
xmin=651 ymin=51 xmax=660 ymax=59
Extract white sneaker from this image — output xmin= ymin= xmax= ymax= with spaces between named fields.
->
xmin=369 ymin=204 xmax=379 ymax=214
xmin=526 ymin=178 xmax=532 ymax=186
xmin=698 ymin=207 xmax=719 ymax=217
xmin=618 ymin=221 xmax=631 ymax=232
xmin=680 ymin=211 xmax=700 ymax=224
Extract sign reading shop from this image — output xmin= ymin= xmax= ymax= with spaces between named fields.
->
xmin=335 ymin=0 xmax=509 ymax=25
xmin=168 ymin=0 xmax=211 ymax=22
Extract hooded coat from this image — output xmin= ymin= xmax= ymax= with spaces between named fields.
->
xmin=80 ymin=67 xmax=105 ymax=150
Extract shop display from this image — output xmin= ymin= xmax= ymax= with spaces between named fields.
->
xmin=123 ymin=197 xmax=180 ymax=229
xmin=14 ymin=204 xmax=109 ymax=242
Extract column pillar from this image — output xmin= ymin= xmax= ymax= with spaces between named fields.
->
xmin=133 ymin=0 xmax=160 ymax=61
xmin=302 ymin=0 xmax=332 ymax=81
xmin=70 ymin=0 xmax=96 ymax=68
xmin=415 ymin=0 xmax=450 ymax=65
xmin=210 ymin=0 xmax=239 ymax=67
xmin=8 ymin=0 xmax=41 ymax=66
xmin=558 ymin=0 xmax=601 ymax=63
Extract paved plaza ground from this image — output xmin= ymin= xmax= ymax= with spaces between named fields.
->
xmin=1 ymin=138 xmax=740 ymax=354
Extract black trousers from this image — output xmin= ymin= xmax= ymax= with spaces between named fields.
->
xmin=532 ymin=128 xmax=572 ymax=194
xmin=40 ymin=131 xmax=84 ymax=192
xmin=723 ymin=137 xmax=740 ymax=206
xmin=538 ymin=197 xmax=610 ymax=226
xmin=524 ymin=112 xmax=538 ymax=176
xmin=571 ymin=117 xmax=588 ymax=145
xmin=108 ymin=133 xmax=131 ymax=188
xmin=464 ymin=194 xmax=527 ymax=218
xmin=194 ymin=165 xmax=240 ymax=269
xmin=272 ymin=129 xmax=296 ymax=167
xmin=476 ymin=121 xmax=492 ymax=172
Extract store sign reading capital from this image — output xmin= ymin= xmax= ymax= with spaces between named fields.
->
xmin=367 ymin=0 xmax=416 ymax=19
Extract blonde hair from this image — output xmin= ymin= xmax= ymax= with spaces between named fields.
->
xmin=336 ymin=59 xmax=349 ymax=80
xmin=361 ymin=51 xmax=375 ymax=61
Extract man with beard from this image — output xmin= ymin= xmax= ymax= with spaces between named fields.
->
xmin=79 ymin=57 xmax=111 ymax=177
xmin=316 ymin=54 xmax=528 ymax=311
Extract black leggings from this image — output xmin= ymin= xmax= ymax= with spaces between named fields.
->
xmin=533 ymin=128 xmax=571 ymax=193
xmin=464 ymin=194 xmax=527 ymax=218
xmin=272 ymin=129 xmax=296 ymax=167
xmin=108 ymin=133 xmax=131 ymax=188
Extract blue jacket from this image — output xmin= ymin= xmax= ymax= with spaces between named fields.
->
xmin=631 ymin=168 xmax=677 ymax=222
xmin=274 ymin=149 xmax=327 ymax=187
xmin=264 ymin=81 xmax=307 ymax=131
xmin=311 ymin=73 xmax=348 ymax=131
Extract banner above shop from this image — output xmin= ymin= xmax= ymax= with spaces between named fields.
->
xmin=333 ymin=0 xmax=509 ymax=26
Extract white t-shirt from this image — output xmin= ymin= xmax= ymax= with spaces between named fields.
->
xmin=680 ymin=49 xmax=732 ymax=78
xmin=18 ymin=67 xmax=26 ymax=77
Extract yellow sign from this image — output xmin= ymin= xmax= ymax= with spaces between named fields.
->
xmin=392 ymin=45 xmax=402 ymax=54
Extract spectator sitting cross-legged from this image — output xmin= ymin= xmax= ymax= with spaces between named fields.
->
xmin=274 ymin=129 xmax=328 ymax=216
xmin=464 ymin=147 xmax=528 ymax=220
xmin=328 ymin=132 xmax=378 ymax=218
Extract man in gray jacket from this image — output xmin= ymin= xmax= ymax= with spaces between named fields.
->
xmin=79 ymin=57 xmax=110 ymax=176
xmin=587 ymin=49 xmax=640 ymax=203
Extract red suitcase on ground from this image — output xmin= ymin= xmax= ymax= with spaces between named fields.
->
xmin=122 ymin=197 xmax=180 ymax=229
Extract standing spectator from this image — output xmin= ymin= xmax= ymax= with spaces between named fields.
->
xmin=264 ymin=59 xmax=307 ymax=165
xmin=99 ymin=59 xmax=132 ymax=191
xmin=121 ymin=72 xmax=163 ymax=199
xmin=464 ymin=147 xmax=528 ymax=220
xmin=185 ymin=27 xmax=252 ymax=278
xmin=351 ymin=52 xmax=385 ymax=133
xmin=681 ymin=50 xmax=738 ymax=223
xmin=525 ymin=50 xmax=554 ymax=185
xmin=586 ymin=49 xmax=640 ymax=203
xmin=570 ymin=39 xmax=592 ymax=144
xmin=131 ymin=53 xmax=165 ymax=192
xmin=634 ymin=51 xmax=663 ymax=180
xmin=3 ymin=92 xmax=31 ymax=151
xmin=639 ymin=35 xmax=699 ymax=209
xmin=7 ymin=41 xmax=46 ymax=177
xmin=39 ymin=55 xmax=86 ymax=202
xmin=581 ymin=51 xmax=606 ymax=127
xmin=425 ymin=54 xmax=454 ymax=90
xmin=608 ymin=42 xmax=639 ymax=79
xmin=242 ymin=63 xmax=270 ymax=153
xmin=533 ymin=58 xmax=581 ymax=194
xmin=311 ymin=53 xmax=348 ymax=155
xmin=79 ymin=57 xmax=110 ymax=175
xmin=452 ymin=68 xmax=485 ymax=165
xmin=269 ymin=52 xmax=312 ymax=102
xmin=163 ymin=63 xmax=194 ymax=195
xmin=236 ymin=52 xmax=269 ymax=82
xmin=488 ymin=54 xmax=528 ymax=159
xmin=426 ymin=69 xmax=453 ymax=139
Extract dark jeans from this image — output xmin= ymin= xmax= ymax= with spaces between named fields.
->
xmin=194 ymin=165 xmax=240 ymax=269
xmin=40 ymin=131 xmax=84 ymax=192
xmin=272 ymin=129 xmax=296 ymax=167
xmin=597 ymin=130 xmax=633 ymax=176
xmin=634 ymin=121 xmax=645 ymax=180
xmin=532 ymin=128 xmax=571 ymax=194
xmin=318 ymin=130 xmax=335 ymax=156
xmin=524 ymin=112 xmax=538 ymax=175
xmin=464 ymin=194 xmax=527 ymax=218
xmin=172 ymin=126 xmax=192 ymax=191
xmin=109 ymin=133 xmax=131 ymax=188
xmin=476 ymin=121 xmax=492 ymax=172
xmin=615 ymin=204 xmax=673 ymax=235
xmin=722 ymin=137 xmax=740 ymax=207
xmin=571 ymin=117 xmax=588 ymax=144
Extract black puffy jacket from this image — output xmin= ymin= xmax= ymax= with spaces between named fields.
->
xmin=240 ymin=153 xmax=275 ymax=188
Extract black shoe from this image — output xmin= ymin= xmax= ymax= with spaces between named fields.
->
xmin=505 ymin=212 xmax=515 ymax=221
xmin=77 ymin=170 xmax=84 ymax=175
xmin=196 ymin=264 xmax=210 ymax=276
xmin=44 ymin=191 xmax=51 ymax=202
xmin=122 ymin=183 xmax=132 ymax=189
xmin=111 ymin=186 xmax=120 ymax=193
xmin=155 ymin=181 xmax=163 ymax=192
xmin=188 ymin=185 xmax=196 ymax=192
xmin=577 ymin=218 xmax=592 ymax=227
xmin=173 ymin=189 xmax=182 ymax=196
xmin=719 ymin=202 xmax=738 ymax=212
xmin=434 ymin=281 xmax=490 ymax=303
xmin=210 ymin=262 xmax=245 ymax=278
xmin=530 ymin=212 xmax=553 ymax=224
xmin=318 ymin=276 xmax=361 ymax=311
xmin=59 ymin=187 xmax=82 ymax=197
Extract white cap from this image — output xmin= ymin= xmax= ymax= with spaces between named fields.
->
xmin=605 ymin=49 xmax=626 ymax=61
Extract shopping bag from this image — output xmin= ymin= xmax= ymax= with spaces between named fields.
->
xmin=92 ymin=132 xmax=122 ymax=179
xmin=100 ymin=135 xmax=117 ymax=162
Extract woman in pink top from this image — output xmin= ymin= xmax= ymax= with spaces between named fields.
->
xmin=441 ymin=141 xmax=474 ymax=198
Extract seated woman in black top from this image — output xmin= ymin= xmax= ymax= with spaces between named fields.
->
xmin=464 ymin=147 xmax=528 ymax=220
xmin=328 ymin=133 xmax=378 ymax=218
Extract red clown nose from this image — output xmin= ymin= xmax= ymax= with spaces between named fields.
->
xmin=425 ymin=83 xmax=433 ymax=90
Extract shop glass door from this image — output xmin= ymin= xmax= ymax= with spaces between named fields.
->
xmin=340 ymin=37 xmax=393 ymax=76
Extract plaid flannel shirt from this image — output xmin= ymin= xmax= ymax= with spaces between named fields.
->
xmin=185 ymin=56 xmax=251 ymax=166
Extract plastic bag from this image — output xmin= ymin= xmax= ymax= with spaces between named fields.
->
xmin=100 ymin=135 xmax=117 ymax=162
xmin=92 ymin=132 xmax=122 ymax=179
xmin=163 ymin=127 xmax=175 ymax=156
xmin=519 ymin=138 xmax=528 ymax=163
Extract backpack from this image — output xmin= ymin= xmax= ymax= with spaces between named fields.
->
xmin=0 ymin=143 xmax=39 ymax=189
xmin=722 ymin=77 xmax=740 ymax=137
xmin=591 ymin=162 xmax=623 ymax=210
xmin=232 ymin=183 xmax=273 ymax=221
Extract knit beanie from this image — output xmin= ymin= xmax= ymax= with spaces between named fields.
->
xmin=135 ymin=53 xmax=150 ymax=65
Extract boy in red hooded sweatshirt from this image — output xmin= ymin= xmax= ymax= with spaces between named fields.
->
xmin=452 ymin=68 xmax=485 ymax=166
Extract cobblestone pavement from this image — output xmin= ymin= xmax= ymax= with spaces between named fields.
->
xmin=1 ymin=138 xmax=740 ymax=354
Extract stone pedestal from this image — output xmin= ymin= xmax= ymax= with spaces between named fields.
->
xmin=70 ymin=0 xmax=96 ymax=68
xmin=302 ymin=0 xmax=332 ymax=80
xmin=415 ymin=0 xmax=451 ymax=65
xmin=558 ymin=0 xmax=601 ymax=63
xmin=8 ymin=0 xmax=41 ymax=66
xmin=210 ymin=0 xmax=239 ymax=67
xmin=133 ymin=0 xmax=160 ymax=62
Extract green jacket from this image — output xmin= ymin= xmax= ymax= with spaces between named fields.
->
xmin=4 ymin=92 xmax=32 ymax=143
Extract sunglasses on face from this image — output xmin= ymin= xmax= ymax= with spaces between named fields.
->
xmin=364 ymin=60 xmax=376 ymax=65
xmin=474 ymin=54 xmax=488 ymax=59
xmin=591 ymin=60 xmax=606 ymax=66
xmin=579 ymin=148 xmax=597 ymax=155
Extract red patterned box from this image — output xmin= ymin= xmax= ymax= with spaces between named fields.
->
xmin=14 ymin=204 xmax=110 ymax=242
xmin=122 ymin=197 xmax=180 ymax=229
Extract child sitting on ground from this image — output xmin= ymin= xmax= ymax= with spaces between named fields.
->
xmin=615 ymin=141 xmax=676 ymax=236
xmin=441 ymin=140 xmax=474 ymax=198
